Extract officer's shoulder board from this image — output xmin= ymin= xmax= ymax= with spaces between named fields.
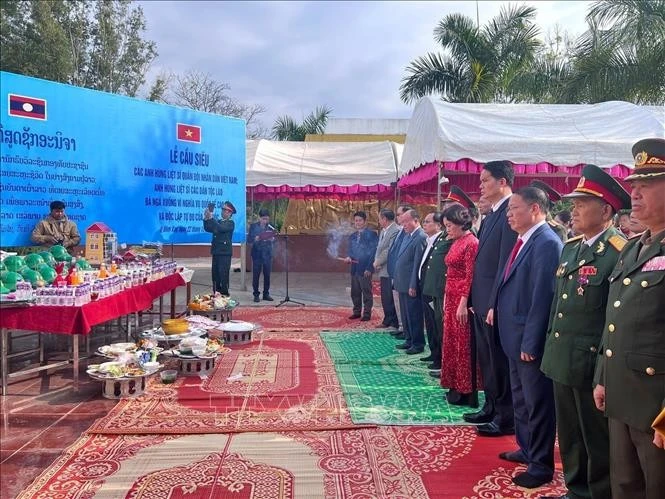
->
xmin=608 ymin=235 xmax=627 ymax=252
xmin=564 ymin=234 xmax=584 ymax=245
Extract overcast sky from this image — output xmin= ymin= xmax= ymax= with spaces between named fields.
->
xmin=139 ymin=1 xmax=592 ymax=131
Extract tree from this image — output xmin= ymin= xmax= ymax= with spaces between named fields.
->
xmin=272 ymin=106 xmax=332 ymax=141
xmin=399 ymin=5 xmax=542 ymax=104
xmin=0 ymin=0 xmax=156 ymax=97
xmin=152 ymin=70 xmax=268 ymax=139
xmin=562 ymin=0 xmax=665 ymax=104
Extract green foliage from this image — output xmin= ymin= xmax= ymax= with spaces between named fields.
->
xmin=401 ymin=1 xmax=664 ymax=105
xmin=1 ymin=0 xmax=156 ymax=97
xmin=271 ymin=106 xmax=332 ymax=141
xmin=400 ymin=5 xmax=542 ymax=103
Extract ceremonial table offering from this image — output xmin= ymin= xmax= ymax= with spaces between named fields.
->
xmin=87 ymin=361 xmax=163 ymax=399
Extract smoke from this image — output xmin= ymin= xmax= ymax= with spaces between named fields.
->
xmin=325 ymin=221 xmax=352 ymax=259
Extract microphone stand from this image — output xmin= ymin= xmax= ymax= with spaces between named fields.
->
xmin=276 ymin=225 xmax=304 ymax=307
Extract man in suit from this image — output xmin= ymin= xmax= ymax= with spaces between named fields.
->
xmin=495 ymin=186 xmax=563 ymax=488
xmin=465 ymin=161 xmax=518 ymax=437
xmin=374 ymin=209 xmax=400 ymax=329
xmin=392 ymin=209 xmax=427 ymax=354
xmin=540 ymin=164 xmax=630 ymax=499
xmin=387 ymin=204 xmax=413 ymax=339
xmin=593 ymin=138 xmax=665 ymax=499
xmin=247 ymin=208 xmax=276 ymax=302
xmin=344 ymin=211 xmax=379 ymax=321
xmin=203 ymin=200 xmax=236 ymax=296
xmin=419 ymin=211 xmax=446 ymax=370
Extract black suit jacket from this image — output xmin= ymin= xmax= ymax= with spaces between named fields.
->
xmin=471 ymin=200 xmax=517 ymax=317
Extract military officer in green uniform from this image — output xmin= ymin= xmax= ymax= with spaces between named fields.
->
xmin=593 ymin=138 xmax=665 ymax=499
xmin=540 ymin=164 xmax=631 ymax=499
xmin=530 ymin=180 xmax=569 ymax=243
xmin=203 ymin=200 xmax=236 ymax=296
xmin=421 ymin=211 xmax=453 ymax=373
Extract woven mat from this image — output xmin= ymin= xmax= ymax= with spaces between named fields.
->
xmin=87 ymin=331 xmax=362 ymax=434
xmin=321 ymin=331 xmax=484 ymax=425
xmin=232 ymin=306 xmax=386 ymax=330
xmin=19 ymin=427 xmax=566 ymax=498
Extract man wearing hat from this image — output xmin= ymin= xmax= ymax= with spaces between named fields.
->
xmin=540 ymin=165 xmax=630 ymax=499
xmin=530 ymin=180 xmax=569 ymax=243
xmin=593 ymin=138 xmax=665 ymax=499
xmin=203 ymin=200 xmax=236 ymax=296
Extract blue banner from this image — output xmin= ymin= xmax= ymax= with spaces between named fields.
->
xmin=0 ymin=72 xmax=246 ymax=246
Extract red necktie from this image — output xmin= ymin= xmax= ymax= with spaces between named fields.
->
xmin=504 ymin=238 xmax=524 ymax=280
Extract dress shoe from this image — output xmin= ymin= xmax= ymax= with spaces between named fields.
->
xmin=389 ymin=329 xmax=403 ymax=336
xmin=253 ymin=296 xmax=260 ymax=303
xmin=395 ymin=343 xmax=411 ymax=350
xmin=429 ymin=371 xmax=441 ymax=378
xmin=360 ymin=316 xmax=371 ymax=322
xmin=427 ymin=362 xmax=441 ymax=370
xmin=419 ymin=355 xmax=434 ymax=362
xmin=348 ymin=314 xmax=361 ymax=319
xmin=498 ymin=450 xmax=528 ymax=464
xmin=392 ymin=333 xmax=405 ymax=339
xmin=405 ymin=347 xmax=424 ymax=355
xmin=446 ymin=391 xmax=474 ymax=406
xmin=512 ymin=471 xmax=552 ymax=489
xmin=463 ymin=410 xmax=493 ymax=424
xmin=477 ymin=422 xmax=515 ymax=437
xmin=262 ymin=295 xmax=274 ymax=301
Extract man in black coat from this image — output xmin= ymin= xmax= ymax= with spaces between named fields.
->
xmin=203 ymin=200 xmax=236 ymax=296
xmin=465 ymin=160 xmax=518 ymax=437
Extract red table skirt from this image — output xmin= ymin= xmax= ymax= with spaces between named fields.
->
xmin=0 ymin=273 xmax=186 ymax=336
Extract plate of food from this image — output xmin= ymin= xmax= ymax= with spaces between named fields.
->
xmin=188 ymin=293 xmax=238 ymax=311
xmin=98 ymin=343 xmax=138 ymax=357
xmin=141 ymin=327 xmax=207 ymax=342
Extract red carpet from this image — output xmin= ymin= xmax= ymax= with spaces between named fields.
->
xmin=20 ymin=427 xmax=566 ymax=498
xmin=87 ymin=331 xmax=361 ymax=434
xmin=233 ymin=305 xmax=386 ymax=330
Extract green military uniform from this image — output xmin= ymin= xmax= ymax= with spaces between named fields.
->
xmin=547 ymin=217 xmax=569 ymax=243
xmin=541 ymin=227 xmax=626 ymax=499
xmin=594 ymin=137 xmax=665 ymax=499
xmin=422 ymin=233 xmax=454 ymax=366
xmin=594 ymin=229 xmax=665 ymax=498
xmin=540 ymin=163 xmax=632 ymax=499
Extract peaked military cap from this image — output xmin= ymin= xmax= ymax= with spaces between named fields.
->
xmin=625 ymin=138 xmax=665 ymax=180
xmin=530 ymin=180 xmax=562 ymax=203
xmin=222 ymin=201 xmax=237 ymax=215
xmin=444 ymin=185 xmax=475 ymax=209
xmin=563 ymin=164 xmax=630 ymax=212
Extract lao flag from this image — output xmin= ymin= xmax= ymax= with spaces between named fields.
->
xmin=176 ymin=123 xmax=201 ymax=143
xmin=8 ymin=94 xmax=47 ymax=120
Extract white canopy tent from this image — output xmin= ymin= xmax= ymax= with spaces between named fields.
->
xmin=400 ymin=97 xmax=665 ymax=174
xmin=246 ymin=139 xmax=403 ymax=188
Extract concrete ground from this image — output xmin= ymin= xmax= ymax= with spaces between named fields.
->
xmin=181 ymin=257 xmax=354 ymax=308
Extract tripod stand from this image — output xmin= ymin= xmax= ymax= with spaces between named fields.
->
xmin=277 ymin=226 xmax=304 ymax=307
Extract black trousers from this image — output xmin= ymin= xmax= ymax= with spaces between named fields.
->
xmin=473 ymin=311 xmax=513 ymax=426
xmin=212 ymin=254 xmax=231 ymax=295
xmin=422 ymin=294 xmax=441 ymax=365
xmin=380 ymin=276 xmax=398 ymax=327
xmin=252 ymin=256 xmax=272 ymax=297
xmin=608 ymin=418 xmax=665 ymax=499
xmin=350 ymin=274 xmax=373 ymax=318
xmin=553 ymin=381 xmax=610 ymax=499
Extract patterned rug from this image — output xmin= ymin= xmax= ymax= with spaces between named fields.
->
xmin=19 ymin=426 xmax=566 ymax=498
xmin=322 ymin=331 xmax=484 ymax=425
xmin=88 ymin=331 xmax=362 ymax=434
xmin=232 ymin=306 xmax=386 ymax=330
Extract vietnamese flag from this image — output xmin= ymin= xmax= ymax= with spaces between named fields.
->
xmin=176 ymin=123 xmax=201 ymax=143
xmin=8 ymin=94 xmax=47 ymax=120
